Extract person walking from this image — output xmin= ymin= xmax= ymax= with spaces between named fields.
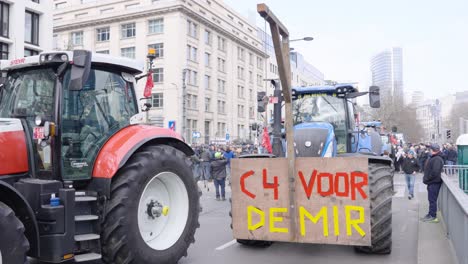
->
xmin=211 ymin=152 xmax=229 ymax=201
xmin=395 ymin=146 xmax=405 ymax=173
xmin=402 ymin=150 xmax=420 ymax=199
xmin=418 ymin=146 xmax=430 ymax=173
xmin=421 ymin=144 xmax=444 ymax=223
xmin=200 ymin=146 xmax=212 ymax=181
xmin=446 ymin=145 xmax=458 ymax=175
xmin=223 ymin=146 xmax=235 ymax=185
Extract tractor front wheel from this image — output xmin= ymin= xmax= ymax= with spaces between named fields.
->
xmin=102 ymin=145 xmax=200 ymax=263
xmin=0 ymin=201 xmax=29 ymax=264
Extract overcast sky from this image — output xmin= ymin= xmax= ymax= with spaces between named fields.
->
xmin=223 ymin=0 xmax=468 ymax=100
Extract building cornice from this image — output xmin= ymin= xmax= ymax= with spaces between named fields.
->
xmin=54 ymin=5 xmax=269 ymax=58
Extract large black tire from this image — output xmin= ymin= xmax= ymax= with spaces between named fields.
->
xmin=0 ymin=201 xmax=29 ymax=264
xmin=101 ymin=145 xmax=200 ymax=264
xmin=355 ymin=162 xmax=393 ymax=254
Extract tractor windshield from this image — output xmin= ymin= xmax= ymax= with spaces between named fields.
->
xmin=293 ymin=94 xmax=348 ymax=152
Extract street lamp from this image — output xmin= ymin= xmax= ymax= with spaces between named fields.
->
xmin=290 ymin=36 xmax=314 ymax=42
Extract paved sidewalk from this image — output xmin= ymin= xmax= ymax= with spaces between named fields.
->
xmin=416 ymin=178 xmax=458 ymax=264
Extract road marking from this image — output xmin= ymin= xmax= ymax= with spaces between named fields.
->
xmin=216 ymin=239 xmax=237 ymax=250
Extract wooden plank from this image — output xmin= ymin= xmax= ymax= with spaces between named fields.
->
xmin=257 ymin=3 xmax=289 ymax=37
xmin=231 ymin=158 xmax=291 ymax=242
xmin=231 ymin=157 xmax=371 ymax=246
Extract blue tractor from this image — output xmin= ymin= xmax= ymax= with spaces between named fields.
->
xmin=244 ymin=83 xmax=394 ymax=254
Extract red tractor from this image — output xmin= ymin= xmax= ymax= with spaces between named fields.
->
xmin=0 ymin=50 xmax=200 ymax=263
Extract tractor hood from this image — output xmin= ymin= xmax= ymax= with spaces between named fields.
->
xmin=294 ymin=122 xmax=336 ymax=157
xmin=0 ymin=118 xmax=29 ymax=175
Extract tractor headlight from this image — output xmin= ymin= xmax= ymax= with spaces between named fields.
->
xmin=323 ymin=142 xmax=334 ymax=157
xmin=39 ymin=53 xmax=69 ymax=64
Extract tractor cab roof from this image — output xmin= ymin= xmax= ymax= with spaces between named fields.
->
xmin=361 ymin=121 xmax=383 ymax=128
xmin=292 ymin=84 xmax=358 ymax=98
xmin=0 ymin=51 xmax=144 ymax=75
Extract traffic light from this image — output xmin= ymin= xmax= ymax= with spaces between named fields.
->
xmin=257 ymin=91 xmax=267 ymax=113
xmin=446 ymin=129 xmax=451 ymax=140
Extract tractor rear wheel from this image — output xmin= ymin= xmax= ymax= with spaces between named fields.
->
xmin=102 ymin=145 xmax=200 ymax=264
xmin=355 ymin=162 xmax=393 ymax=254
xmin=0 ymin=202 xmax=29 ymax=264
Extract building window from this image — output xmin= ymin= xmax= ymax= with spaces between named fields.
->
xmin=249 ymin=106 xmax=255 ymax=119
xmin=237 ymin=66 xmax=244 ymax=80
xmin=205 ymin=97 xmax=211 ymax=112
xmin=96 ymin=27 xmax=110 ymax=42
xmin=217 ymin=122 xmax=226 ymax=136
xmin=217 ymin=79 xmax=225 ymax=93
xmin=217 ymin=36 xmax=226 ymax=52
xmin=187 ymin=20 xmax=198 ymax=38
xmin=249 ymin=71 xmax=253 ymax=83
xmin=121 ymin=47 xmax=135 ymax=59
xmin=25 ymin=11 xmax=39 ymax=45
xmin=0 ymin=42 xmax=8 ymax=59
xmin=0 ymin=3 xmax=9 ymax=38
xmin=257 ymin=57 xmax=263 ymax=70
xmin=186 ymin=45 xmax=197 ymax=62
xmin=96 ymin=50 xmax=109 ymax=54
xmin=31 ymin=0 xmax=40 ymax=3
xmin=249 ymin=88 xmax=253 ymax=101
xmin=204 ymin=75 xmax=210 ymax=90
xmin=257 ymin=74 xmax=263 ymax=86
xmin=148 ymin=18 xmax=164 ymax=34
xmin=204 ymin=30 xmax=211 ymax=45
xmin=152 ymin=68 xmax=164 ymax=83
xmin=151 ymin=93 xmax=163 ymax=108
xmin=148 ymin=43 xmax=164 ymax=58
xmin=217 ymin=100 xmax=226 ymax=114
xmin=217 ymin=58 xmax=225 ymax=72
xmin=249 ymin=53 xmax=254 ymax=65
xmin=187 ymin=94 xmax=198 ymax=109
xmin=237 ymin=105 xmax=245 ymax=118
xmin=204 ymin=52 xmax=211 ymax=67
xmin=71 ymin=31 xmax=83 ymax=46
xmin=121 ymin=23 xmax=136 ymax=38
xmin=186 ymin=69 xmax=198 ymax=86
xmin=237 ymin=85 xmax=245 ymax=99
xmin=237 ymin=47 xmax=245 ymax=61
xmin=24 ymin=49 xmax=39 ymax=57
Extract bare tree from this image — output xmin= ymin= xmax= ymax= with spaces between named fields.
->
xmin=448 ymin=103 xmax=468 ymax=141
xmin=362 ymin=99 xmax=423 ymax=143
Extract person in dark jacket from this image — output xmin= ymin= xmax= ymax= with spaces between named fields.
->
xmin=402 ymin=151 xmax=420 ymax=199
xmin=200 ymin=146 xmax=212 ymax=181
xmin=418 ymin=146 xmax=430 ymax=173
xmin=421 ymin=144 xmax=444 ymax=223
xmin=211 ymin=152 xmax=229 ymax=201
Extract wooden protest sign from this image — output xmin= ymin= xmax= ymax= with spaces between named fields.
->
xmin=231 ymin=157 xmax=371 ymax=246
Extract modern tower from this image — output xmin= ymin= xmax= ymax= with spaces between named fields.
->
xmin=370 ymin=47 xmax=403 ymax=104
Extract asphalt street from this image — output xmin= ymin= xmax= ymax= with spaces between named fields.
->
xmin=29 ymin=172 xmax=453 ymax=264
xmin=180 ymin=173 xmax=425 ymax=264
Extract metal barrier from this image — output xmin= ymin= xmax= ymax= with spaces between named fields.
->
xmin=443 ymin=165 xmax=468 ymax=193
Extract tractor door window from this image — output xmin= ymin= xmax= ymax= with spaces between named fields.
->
xmin=61 ymin=68 xmax=137 ymax=180
xmin=0 ymin=68 xmax=56 ymax=178
xmin=293 ymin=95 xmax=347 ymax=153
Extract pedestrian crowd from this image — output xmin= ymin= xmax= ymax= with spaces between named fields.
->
xmin=189 ymin=143 xmax=259 ymax=201
xmin=387 ymin=142 xmax=458 ymax=223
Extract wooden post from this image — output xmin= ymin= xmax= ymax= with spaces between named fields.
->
xmin=257 ymin=3 xmax=297 ymax=241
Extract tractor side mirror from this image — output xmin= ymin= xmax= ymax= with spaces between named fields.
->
xmin=369 ymin=86 xmax=380 ymax=108
xmin=69 ymin=50 xmax=92 ymax=91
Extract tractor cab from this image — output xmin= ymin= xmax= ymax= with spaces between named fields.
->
xmin=291 ymin=84 xmax=381 ymax=157
xmin=0 ymin=50 xmax=143 ymax=181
